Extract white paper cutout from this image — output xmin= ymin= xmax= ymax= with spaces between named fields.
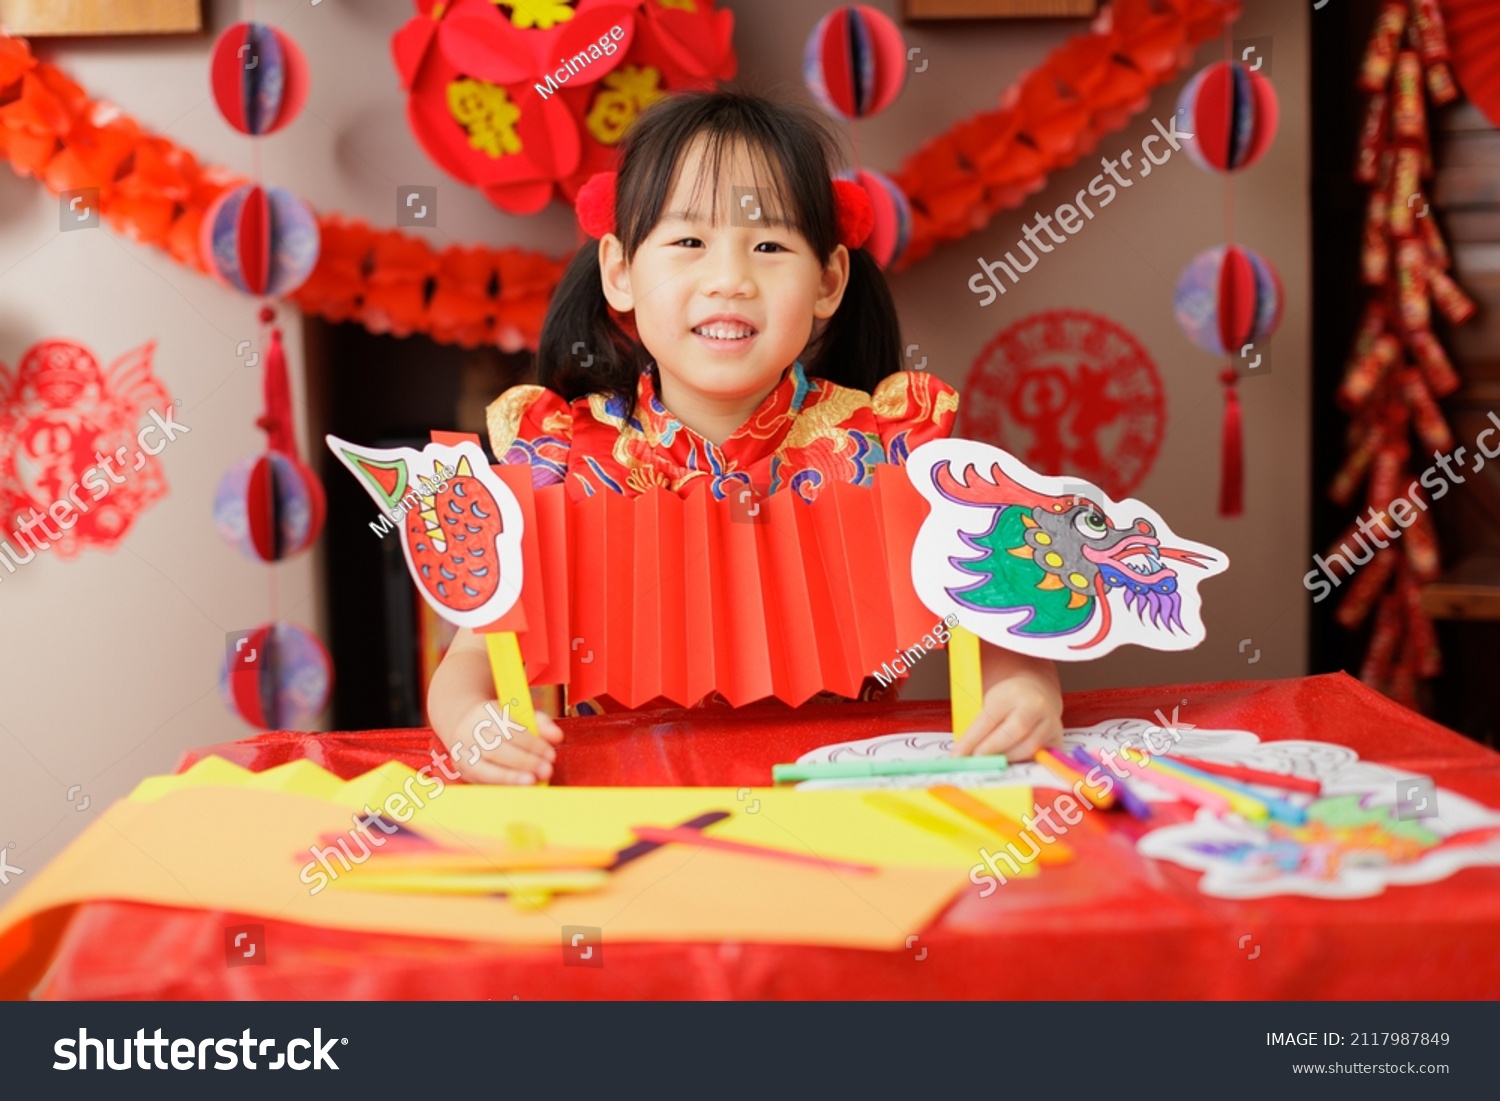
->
xmin=796 ymin=721 xmax=1500 ymax=899
xmin=905 ymin=439 xmax=1229 ymax=660
xmin=327 ymin=435 xmax=524 ymax=629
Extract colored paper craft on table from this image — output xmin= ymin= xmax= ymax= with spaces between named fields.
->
xmin=99 ymin=756 xmax=1034 ymax=873
xmin=905 ymin=439 xmax=1229 ymax=661
xmin=0 ymin=794 xmax=966 ymax=977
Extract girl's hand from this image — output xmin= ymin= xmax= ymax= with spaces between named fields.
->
xmin=951 ymin=645 xmax=1063 ymax=762
xmin=445 ymin=700 xmax=564 ymax=785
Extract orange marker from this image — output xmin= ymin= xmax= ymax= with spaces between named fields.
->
xmin=1036 ymin=747 xmax=1115 ymax=810
xmin=930 ymin=785 xmax=1073 ymax=864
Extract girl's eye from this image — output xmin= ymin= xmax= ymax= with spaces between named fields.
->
xmin=671 ymin=237 xmax=704 ymax=248
xmin=754 ymin=241 xmax=788 ymax=253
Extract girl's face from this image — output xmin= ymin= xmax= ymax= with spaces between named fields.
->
xmin=599 ymin=137 xmax=849 ymax=422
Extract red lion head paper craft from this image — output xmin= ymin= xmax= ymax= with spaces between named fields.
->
xmin=0 ymin=339 xmax=173 ymax=558
xmin=328 ymin=436 xmax=524 ymax=629
xmin=906 ymin=439 xmax=1228 ymax=660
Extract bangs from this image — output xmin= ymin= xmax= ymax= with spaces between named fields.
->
xmin=615 ymin=93 xmax=840 ymax=260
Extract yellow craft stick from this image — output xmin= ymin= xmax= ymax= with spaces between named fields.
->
xmin=929 ymin=785 xmax=1073 ymax=864
xmin=333 ymin=869 xmax=608 ymax=897
xmin=948 ymin=625 xmax=983 ymax=739
xmin=863 ymin=792 xmax=990 ymax=850
xmin=337 ymin=849 xmax=616 ymax=875
xmin=482 ymin=630 xmax=546 ymax=784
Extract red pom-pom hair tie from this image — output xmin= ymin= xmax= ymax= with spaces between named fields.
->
xmin=576 ymin=171 xmax=618 ymax=239
xmin=832 ymin=178 xmax=873 ymax=251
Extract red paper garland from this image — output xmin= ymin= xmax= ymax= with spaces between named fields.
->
xmin=0 ymin=2 xmax=1237 ymax=349
xmin=0 ymin=33 xmax=565 ymax=351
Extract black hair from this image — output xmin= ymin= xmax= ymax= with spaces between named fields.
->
xmin=536 ymin=91 xmax=903 ymax=408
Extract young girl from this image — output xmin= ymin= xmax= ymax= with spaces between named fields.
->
xmin=428 ymin=92 xmax=1063 ymax=784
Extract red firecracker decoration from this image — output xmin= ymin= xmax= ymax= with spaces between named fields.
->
xmin=1330 ymin=1 xmax=1476 ymax=709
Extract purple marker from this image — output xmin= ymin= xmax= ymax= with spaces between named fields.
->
xmin=1072 ymin=745 xmax=1152 ymax=821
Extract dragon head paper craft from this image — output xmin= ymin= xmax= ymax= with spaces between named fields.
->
xmin=906 ymin=440 xmax=1228 ymax=660
xmin=328 ymin=436 xmax=524 ymax=629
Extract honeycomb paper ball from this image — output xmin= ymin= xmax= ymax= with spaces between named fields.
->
xmin=1176 ymin=60 xmax=1279 ymax=173
xmin=804 ymin=6 xmax=907 ymax=121
xmin=214 ymin=450 xmax=325 ymax=561
xmin=210 ymin=21 xmax=309 ymax=136
xmin=220 ymin=621 xmax=331 ymax=730
xmin=200 ymin=184 xmax=321 ymax=298
xmin=1174 ymin=245 xmax=1283 ymax=356
xmin=838 ymin=168 xmax=911 ymax=269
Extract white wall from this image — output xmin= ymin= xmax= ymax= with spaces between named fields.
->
xmin=0 ymin=0 xmax=1309 ymax=879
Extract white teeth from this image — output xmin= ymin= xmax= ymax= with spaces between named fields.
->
xmin=695 ymin=324 xmax=754 ymax=340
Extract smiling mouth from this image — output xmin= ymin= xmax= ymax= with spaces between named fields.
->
xmin=692 ymin=322 xmax=758 ymax=343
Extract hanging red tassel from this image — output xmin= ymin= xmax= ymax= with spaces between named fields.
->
xmin=255 ymin=325 xmax=299 ymax=459
xmin=1219 ymin=368 xmax=1243 ymax=516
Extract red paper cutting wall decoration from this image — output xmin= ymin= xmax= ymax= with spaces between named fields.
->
xmin=959 ymin=310 xmax=1165 ymax=501
xmin=0 ymin=339 xmax=173 ymax=559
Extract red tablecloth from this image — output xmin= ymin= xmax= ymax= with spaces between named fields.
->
xmin=26 ymin=673 xmax=1500 ymax=999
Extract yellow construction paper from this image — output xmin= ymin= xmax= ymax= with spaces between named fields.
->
xmin=0 ymin=785 xmax=972 ymax=962
xmin=128 ymin=757 xmax=1036 ymax=872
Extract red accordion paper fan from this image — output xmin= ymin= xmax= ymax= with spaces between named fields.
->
xmin=1443 ymin=0 xmax=1500 ymax=128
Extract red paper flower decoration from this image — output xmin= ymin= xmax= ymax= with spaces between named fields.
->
xmin=393 ymin=0 xmax=737 ymax=214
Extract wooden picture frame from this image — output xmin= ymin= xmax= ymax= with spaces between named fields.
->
xmin=0 ymin=0 xmax=201 ymax=36
xmin=904 ymin=0 xmax=1097 ymax=18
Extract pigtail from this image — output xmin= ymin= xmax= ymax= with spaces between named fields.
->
xmin=804 ymin=246 xmax=903 ymax=393
xmin=536 ymin=245 xmax=646 ymax=404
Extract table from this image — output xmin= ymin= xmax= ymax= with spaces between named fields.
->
xmin=24 ymin=673 xmax=1500 ymax=999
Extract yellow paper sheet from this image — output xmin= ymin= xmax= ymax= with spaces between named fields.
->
xmin=128 ymin=757 xmax=1037 ymax=872
xmin=0 ymin=785 xmax=973 ymax=963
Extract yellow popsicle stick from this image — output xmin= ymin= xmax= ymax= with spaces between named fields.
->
xmin=929 ymin=785 xmax=1072 ymax=864
xmin=333 ymin=869 xmax=608 ymax=896
xmin=484 ymin=631 xmax=536 ymax=729
xmin=337 ymin=849 xmax=617 ymax=875
xmin=948 ymin=625 xmax=983 ymax=739
xmin=481 ymin=630 xmax=548 ymax=784
xmin=862 ymin=792 xmax=990 ymax=851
